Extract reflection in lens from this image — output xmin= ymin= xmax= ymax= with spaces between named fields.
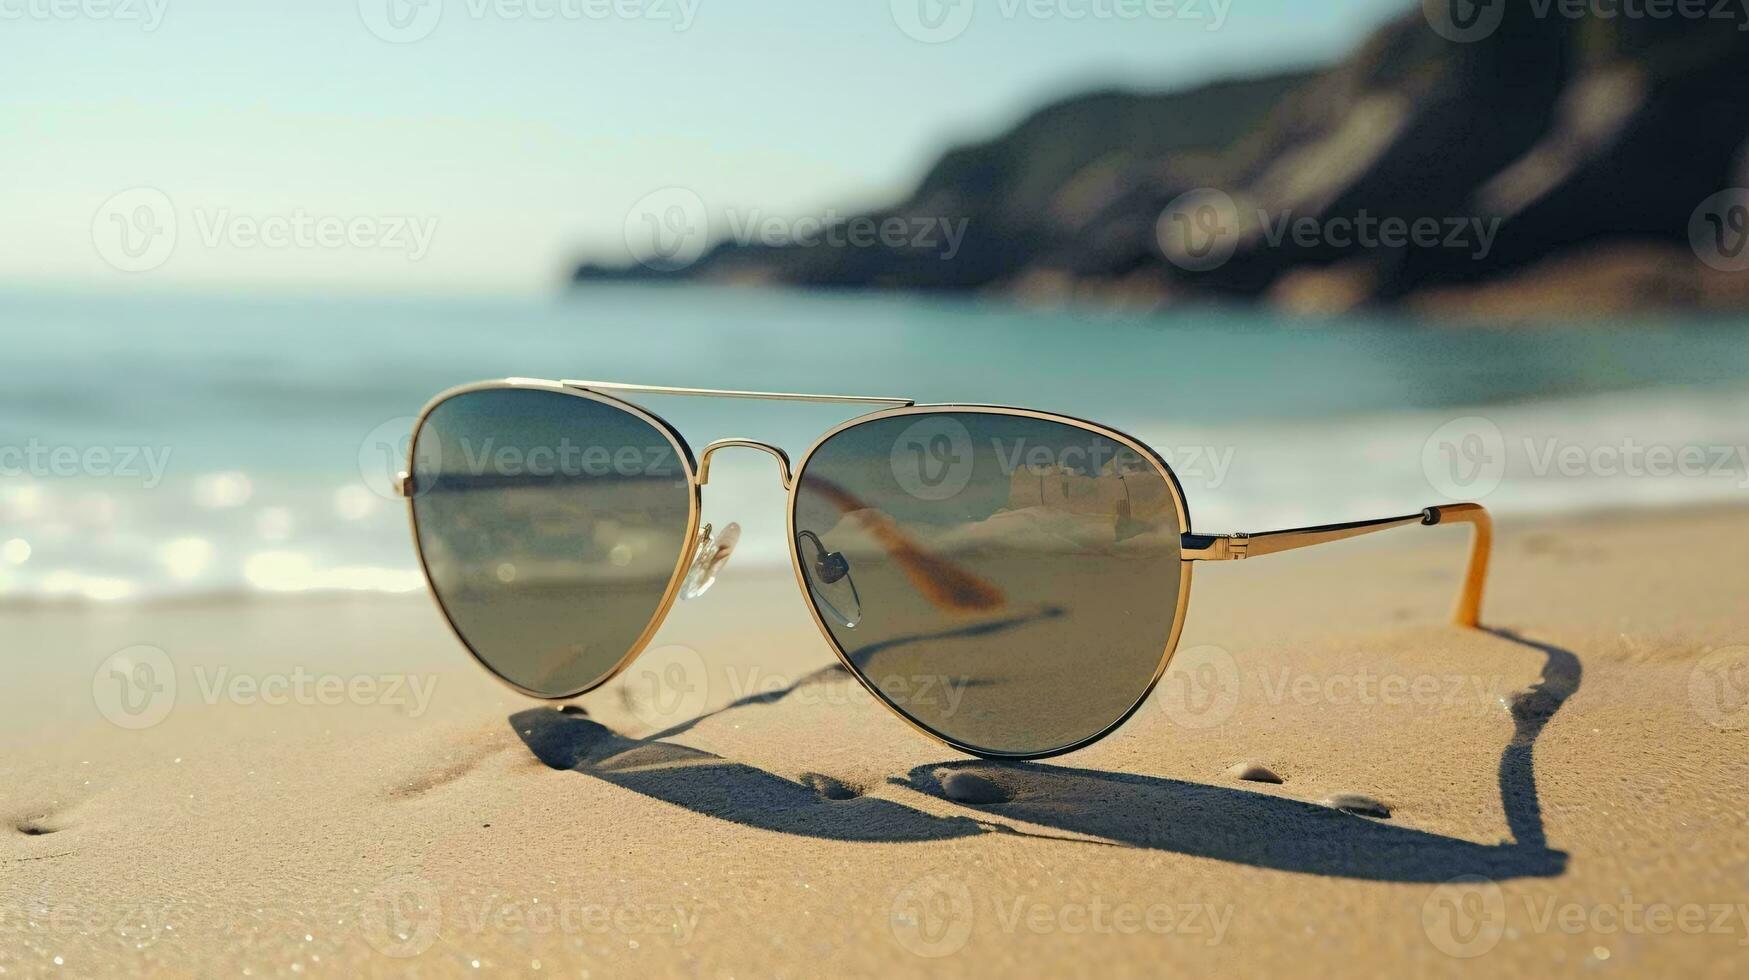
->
xmin=411 ymin=387 xmax=693 ymax=697
xmin=797 ymin=530 xmax=862 ymax=627
xmin=792 ymin=412 xmax=1183 ymax=756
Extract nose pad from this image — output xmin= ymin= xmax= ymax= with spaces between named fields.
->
xmin=680 ymin=522 xmax=740 ymax=600
xmin=796 ymin=530 xmax=862 ymax=628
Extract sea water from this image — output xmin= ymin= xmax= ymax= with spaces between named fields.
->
xmin=3 ymin=284 xmax=1746 ymax=603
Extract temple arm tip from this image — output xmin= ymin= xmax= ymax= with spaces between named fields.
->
xmin=1424 ymin=503 xmax=1492 ymax=629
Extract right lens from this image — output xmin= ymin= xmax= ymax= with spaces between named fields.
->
xmin=791 ymin=409 xmax=1185 ymax=757
xmin=410 ymin=386 xmax=695 ymax=697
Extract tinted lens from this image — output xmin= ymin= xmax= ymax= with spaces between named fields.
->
xmin=792 ymin=411 xmax=1183 ymax=756
xmin=410 ymin=387 xmax=694 ymax=697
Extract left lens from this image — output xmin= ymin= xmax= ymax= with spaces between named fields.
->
xmin=410 ymin=387 xmax=694 ymax=697
xmin=791 ymin=410 xmax=1185 ymax=757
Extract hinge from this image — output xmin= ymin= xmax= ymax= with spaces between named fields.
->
xmin=395 ymin=471 xmax=414 ymax=497
xmin=1181 ymin=532 xmax=1249 ymax=561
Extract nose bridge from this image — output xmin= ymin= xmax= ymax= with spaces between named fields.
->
xmin=696 ymin=438 xmax=793 ymax=490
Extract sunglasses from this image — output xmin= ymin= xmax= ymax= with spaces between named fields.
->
xmin=398 ymin=379 xmax=1491 ymax=760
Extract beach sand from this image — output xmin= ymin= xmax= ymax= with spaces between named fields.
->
xmin=3 ymin=505 xmax=1747 ymax=977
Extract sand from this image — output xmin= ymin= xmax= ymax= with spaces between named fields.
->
xmin=3 ymin=505 xmax=1747 ymax=977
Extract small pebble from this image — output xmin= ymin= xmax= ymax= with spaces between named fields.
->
xmin=939 ymin=770 xmax=1011 ymax=805
xmin=1325 ymin=794 xmax=1392 ymax=819
xmin=1226 ymin=762 xmax=1283 ymax=784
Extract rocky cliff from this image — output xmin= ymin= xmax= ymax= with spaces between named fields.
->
xmin=574 ymin=3 xmax=1749 ymax=318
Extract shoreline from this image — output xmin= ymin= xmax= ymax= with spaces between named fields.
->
xmin=5 ymin=497 xmax=1748 ymax=614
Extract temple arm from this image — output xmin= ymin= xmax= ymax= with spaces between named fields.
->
xmin=1180 ymin=503 xmax=1492 ymax=628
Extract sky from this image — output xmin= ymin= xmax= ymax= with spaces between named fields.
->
xmin=1 ymin=0 xmax=1411 ymax=294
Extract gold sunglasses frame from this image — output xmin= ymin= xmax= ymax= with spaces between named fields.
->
xmin=401 ymin=378 xmax=1490 ymax=761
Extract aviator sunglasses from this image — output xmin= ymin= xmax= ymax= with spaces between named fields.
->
xmin=398 ymin=379 xmax=1491 ymax=760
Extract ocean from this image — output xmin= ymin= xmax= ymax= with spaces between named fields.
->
xmin=3 ymin=284 xmax=1747 ymax=602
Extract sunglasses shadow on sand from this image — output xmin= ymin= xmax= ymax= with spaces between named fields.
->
xmin=509 ymin=628 xmax=1578 ymax=883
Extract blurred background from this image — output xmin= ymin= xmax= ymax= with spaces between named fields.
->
xmin=3 ymin=0 xmax=1748 ymax=603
